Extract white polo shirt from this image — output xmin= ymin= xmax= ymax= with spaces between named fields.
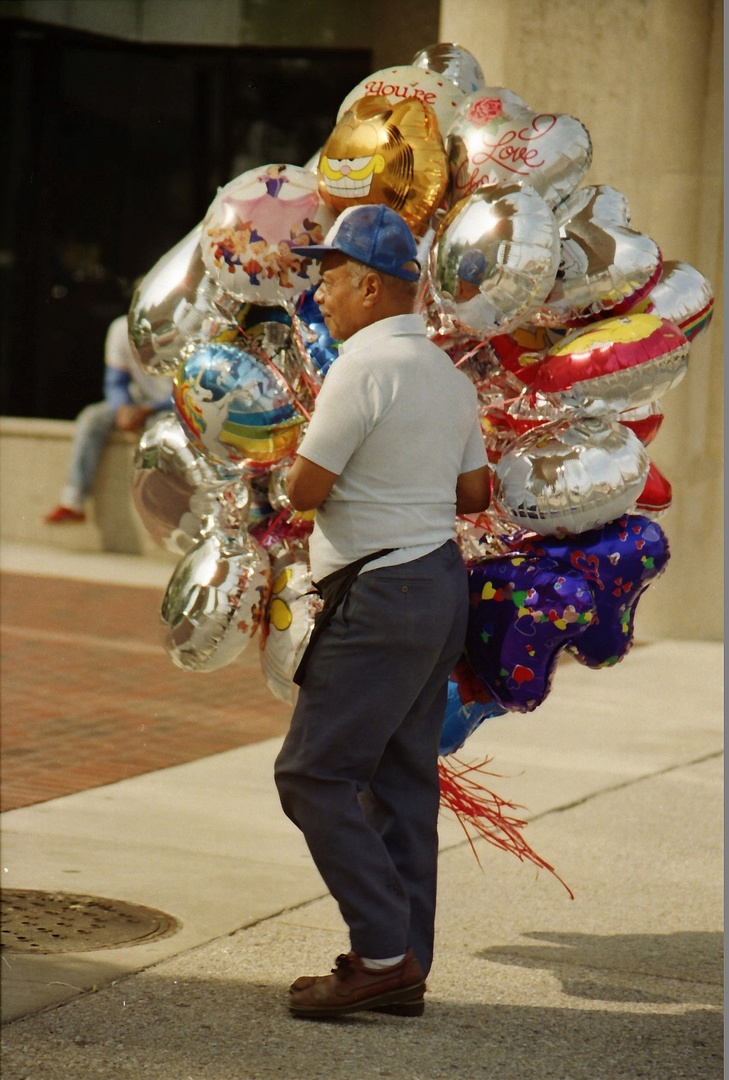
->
xmin=297 ymin=313 xmax=487 ymax=581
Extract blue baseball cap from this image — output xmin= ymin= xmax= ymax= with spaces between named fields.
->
xmin=290 ymin=204 xmax=421 ymax=281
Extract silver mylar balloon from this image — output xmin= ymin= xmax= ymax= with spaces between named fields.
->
xmin=161 ymin=531 xmax=271 ymax=672
xmin=412 ymin=42 xmax=487 ymax=96
xmin=267 ymin=459 xmax=293 ymax=511
xmin=132 ymin=413 xmax=236 ymax=556
xmin=129 ymin=224 xmax=235 ymax=375
xmin=212 ymin=478 xmax=252 ymax=540
xmin=644 ymin=260 xmax=714 ymax=341
xmin=260 ymin=553 xmax=319 ymax=704
xmin=430 ymin=182 xmax=560 ymax=337
xmin=492 ymin=416 xmax=650 ymax=537
xmin=537 ymin=186 xmax=662 ymax=326
xmin=446 ymin=91 xmax=592 ymax=209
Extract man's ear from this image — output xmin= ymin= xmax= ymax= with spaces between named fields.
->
xmin=360 ymin=271 xmax=383 ymax=307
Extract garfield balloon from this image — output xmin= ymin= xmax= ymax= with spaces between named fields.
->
xmin=318 ymin=96 xmax=448 ymax=234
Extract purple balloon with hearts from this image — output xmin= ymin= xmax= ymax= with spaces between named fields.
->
xmin=466 ymin=554 xmax=596 ymax=712
xmin=516 ymin=514 xmax=670 ymax=668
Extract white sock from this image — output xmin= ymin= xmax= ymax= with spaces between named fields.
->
xmin=360 ymin=953 xmax=407 ymax=971
xmin=60 ymin=487 xmax=85 ymax=513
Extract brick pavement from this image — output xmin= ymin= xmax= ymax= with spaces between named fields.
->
xmin=0 ymin=572 xmax=292 ymax=812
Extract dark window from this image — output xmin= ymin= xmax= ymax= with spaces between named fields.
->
xmin=1 ymin=19 xmax=370 ymax=419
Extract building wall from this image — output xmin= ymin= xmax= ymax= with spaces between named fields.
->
xmin=7 ymin=0 xmax=440 ymax=68
xmin=440 ymin=0 xmax=723 ymax=643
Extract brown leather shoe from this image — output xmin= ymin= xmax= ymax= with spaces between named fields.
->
xmin=369 ymin=995 xmax=425 ymax=1017
xmin=289 ymin=949 xmax=426 ymax=1018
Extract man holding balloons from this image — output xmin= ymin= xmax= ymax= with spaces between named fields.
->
xmin=274 ymin=203 xmax=491 ymax=1018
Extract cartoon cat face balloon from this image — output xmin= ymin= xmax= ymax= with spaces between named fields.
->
xmin=318 ymin=95 xmax=448 ymax=234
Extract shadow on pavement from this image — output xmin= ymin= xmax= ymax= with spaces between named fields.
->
xmin=477 ymin=930 xmax=724 ymax=1006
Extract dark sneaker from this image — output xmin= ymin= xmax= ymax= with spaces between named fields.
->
xmin=289 ymin=949 xmax=425 ymax=1018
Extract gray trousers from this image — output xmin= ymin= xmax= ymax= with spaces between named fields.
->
xmin=274 ymin=540 xmax=468 ymax=976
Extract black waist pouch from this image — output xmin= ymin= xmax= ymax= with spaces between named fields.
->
xmin=293 ymin=548 xmax=394 ymax=686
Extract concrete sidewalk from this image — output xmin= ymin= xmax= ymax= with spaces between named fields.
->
xmin=0 ymin=547 xmax=723 ymax=1078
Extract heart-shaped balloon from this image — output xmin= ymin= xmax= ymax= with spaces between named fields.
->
xmin=161 ymin=530 xmax=271 ymax=672
xmin=411 ymin=42 xmax=487 ymax=97
xmin=529 ymin=312 xmax=690 ymax=416
xmin=492 ymin=416 xmax=650 ymax=537
xmin=446 ymin=92 xmax=592 ymax=209
xmin=429 ymin=182 xmax=560 ymax=337
xmin=465 ymin=554 xmax=596 ymax=711
xmin=318 ymin=96 xmax=448 ymax=234
xmin=260 ymin=554 xmax=319 ymax=703
xmin=642 ymin=260 xmax=714 ymax=341
xmin=515 ymin=515 xmax=669 ymax=668
xmin=537 ymin=186 xmax=663 ymax=326
xmin=202 ymin=164 xmax=335 ymax=305
xmin=337 ymin=64 xmax=467 ymax=140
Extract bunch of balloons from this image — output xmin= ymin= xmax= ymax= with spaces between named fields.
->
xmin=128 ymin=42 xmax=713 ymax=755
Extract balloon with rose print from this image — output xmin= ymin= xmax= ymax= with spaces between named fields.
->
xmin=446 ymin=90 xmax=592 ymax=210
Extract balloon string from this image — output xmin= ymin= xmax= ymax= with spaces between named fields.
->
xmin=453 ymin=341 xmax=491 ymax=369
xmin=254 ymin=506 xmax=290 ymax=544
xmin=235 ymin=326 xmax=313 ymax=422
xmin=438 ymin=756 xmax=574 ymax=898
xmin=415 ymin=275 xmax=430 ymax=312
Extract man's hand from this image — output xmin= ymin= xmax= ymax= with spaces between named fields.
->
xmin=115 ymin=404 xmax=153 ymax=432
xmin=456 ymin=463 xmax=492 ymax=515
xmin=286 ymin=455 xmax=339 ymax=511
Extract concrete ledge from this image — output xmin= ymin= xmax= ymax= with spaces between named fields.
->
xmin=0 ymin=416 xmax=175 ymax=559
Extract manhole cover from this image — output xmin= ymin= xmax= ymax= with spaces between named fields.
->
xmin=1 ymin=889 xmax=181 ymax=953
